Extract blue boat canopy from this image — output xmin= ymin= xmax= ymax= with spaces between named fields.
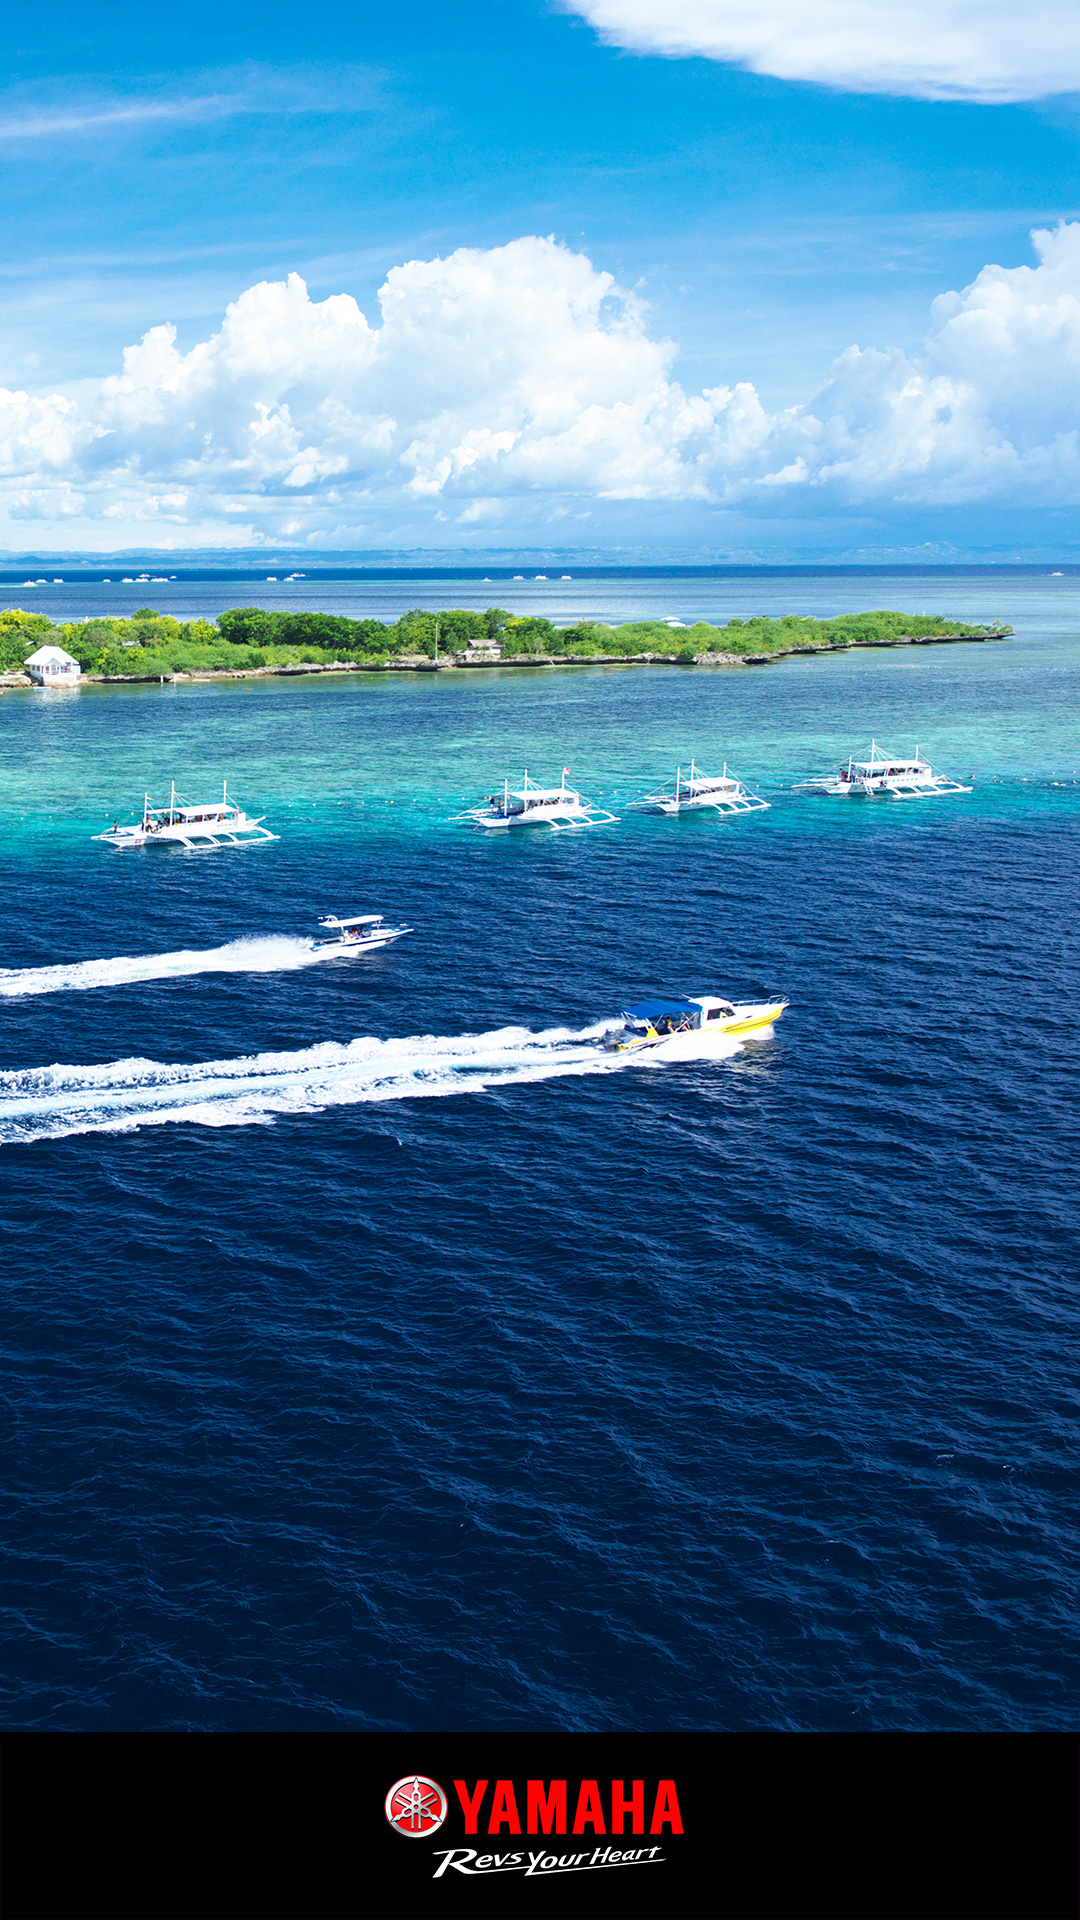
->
xmin=622 ymin=1000 xmax=698 ymax=1021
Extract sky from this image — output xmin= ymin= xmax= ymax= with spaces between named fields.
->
xmin=2 ymin=0 xmax=1080 ymax=556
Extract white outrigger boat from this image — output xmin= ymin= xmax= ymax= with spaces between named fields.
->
xmin=309 ymin=913 xmax=411 ymax=952
xmin=633 ymin=760 xmax=769 ymax=816
xmin=459 ymin=770 xmax=618 ymax=831
xmin=795 ymin=742 xmax=972 ymax=800
xmin=604 ymin=994 xmax=788 ymax=1056
xmin=95 ymin=782 xmax=278 ymax=849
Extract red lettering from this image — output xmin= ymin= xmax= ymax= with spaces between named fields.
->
xmin=572 ymin=1780 xmax=606 ymax=1835
xmin=527 ymin=1781 xmax=567 ymax=1835
xmin=454 ymin=1780 xmax=488 ymax=1834
xmin=649 ymin=1781 xmax=683 ymax=1835
xmin=611 ymin=1780 xmax=644 ymax=1834
xmin=487 ymin=1781 xmax=521 ymax=1834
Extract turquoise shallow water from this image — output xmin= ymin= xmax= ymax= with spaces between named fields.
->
xmin=5 ymin=572 xmax=1079 ymax=851
xmin=0 ymin=570 xmax=1077 ymax=1729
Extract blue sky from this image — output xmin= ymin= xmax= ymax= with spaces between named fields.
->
xmin=2 ymin=0 xmax=1079 ymax=554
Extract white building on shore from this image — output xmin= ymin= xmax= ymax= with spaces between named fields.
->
xmin=24 ymin=645 xmax=81 ymax=686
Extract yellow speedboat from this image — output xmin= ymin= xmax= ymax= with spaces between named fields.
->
xmin=604 ymin=995 xmax=788 ymax=1056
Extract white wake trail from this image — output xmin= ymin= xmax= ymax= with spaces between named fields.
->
xmin=0 ymin=936 xmax=353 ymax=999
xmin=0 ymin=1023 xmax=742 ymax=1143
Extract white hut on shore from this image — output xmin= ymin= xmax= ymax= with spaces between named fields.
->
xmin=24 ymin=645 xmax=81 ymax=686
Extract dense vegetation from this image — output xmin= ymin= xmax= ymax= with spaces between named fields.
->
xmin=0 ymin=603 xmax=1010 ymax=677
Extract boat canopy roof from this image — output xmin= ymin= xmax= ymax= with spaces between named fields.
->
xmin=509 ymin=785 xmax=577 ymax=801
xmin=852 ymin=757 xmax=924 ymax=773
xmin=319 ymin=913 xmax=384 ymax=928
xmin=157 ymin=802 xmax=234 ymax=818
xmin=623 ymin=1000 xmax=699 ymax=1021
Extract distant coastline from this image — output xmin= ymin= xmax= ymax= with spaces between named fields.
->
xmin=0 ymin=604 xmax=1013 ymax=690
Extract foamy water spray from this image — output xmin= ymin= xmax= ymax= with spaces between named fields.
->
xmin=0 ymin=1023 xmax=742 ymax=1144
xmin=0 ymin=936 xmax=352 ymax=1000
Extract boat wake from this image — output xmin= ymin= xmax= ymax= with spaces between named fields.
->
xmin=0 ymin=936 xmax=360 ymax=1000
xmin=0 ymin=1022 xmax=743 ymax=1144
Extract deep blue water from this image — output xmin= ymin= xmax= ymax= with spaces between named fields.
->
xmin=1 ymin=570 xmax=1078 ymax=1730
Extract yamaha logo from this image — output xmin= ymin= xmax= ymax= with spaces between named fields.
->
xmin=385 ymin=1776 xmax=449 ymax=1839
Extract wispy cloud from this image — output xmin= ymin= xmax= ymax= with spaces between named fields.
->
xmin=0 ymin=64 xmax=387 ymax=144
xmin=0 ymin=97 xmax=241 ymax=141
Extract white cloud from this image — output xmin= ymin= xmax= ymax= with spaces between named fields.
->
xmin=0 ymin=64 xmax=386 ymax=144
xmin=560 ymin=0 xmax=1080 ymax=102
xmin=2 ymin=226 xmax=1080 ymax=546
xmin=0 ymin=97 xmax=240 ymax=141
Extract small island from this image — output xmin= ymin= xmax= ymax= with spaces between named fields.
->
xmin=0 ymin=603 xmax=1013 ymax=686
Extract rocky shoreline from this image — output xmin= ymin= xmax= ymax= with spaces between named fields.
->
xmin=0 ymin=626 xmax=1011 ymax=691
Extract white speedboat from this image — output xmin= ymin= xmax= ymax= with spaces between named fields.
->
xmin=310 ymin=914 xmax=411 ymax=952
xmin=633 ymin=760 xmax=770 ymax=816
xmin=459 ymin=770 xmax=618 ymax=830
xmin=95 ymin=782 xmax=278 ymax=849
xmin=794 ymin=742 xmax=972 ymax=799
xmin=603 ymin=994 xmax=788 ymax=1056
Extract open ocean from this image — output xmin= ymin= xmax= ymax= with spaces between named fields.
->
xmin=0 ymin=567 xmax=1077 ymax=1731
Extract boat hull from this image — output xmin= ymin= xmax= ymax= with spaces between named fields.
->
xmin=309 ymin=928 xmax=409 ymax=952
xmin=803 ymin=779 xmax=970 ymax=799
xmin=95 ymin=820 xmax=278 ymax=849
xmin=467 ymin=805 xmax=618 ymax=830
xmin=606 ymin=1000 xmax=787 ymax=1056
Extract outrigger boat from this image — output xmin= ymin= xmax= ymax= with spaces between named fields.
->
xmin=633 ymin=760 xmax=769 ymax=816
xmin=310 ymin=914 xmax=411 ymax=952
xmin=458 ymin=769 xmax=618 ymax=831
xmin=794 ymin=742 xmax=972 ymax=800
xmin=604 ymin=994 xmax=788 ymax=1056
xmin=94 ymin=782 xmax=278 ymax=849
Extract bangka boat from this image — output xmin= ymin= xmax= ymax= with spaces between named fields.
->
xmin=310 ymin=914 xmax=412 ymax=952
xmin=794 ymin=742 xmax=972 ymax=799
xmin=603 ymin=995 xmax=788 ymax=1056
xmin=633 ymin=760 xmax=770 ymax=816
xmin=94 ymin=782 xmax=278 ymax=849
xmin=458 ymin=770 xmax=618 ymax=830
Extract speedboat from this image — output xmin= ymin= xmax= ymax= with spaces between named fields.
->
xmin=458 ymin=769 xmax=618 ymax=830
xmin=794 ymin=742 xmax=972 ymax=799
xmin=633 ymin=760 xmax=770 ymax=816
xmin=603 ymin=994 xmax=788 ymax=1056
xmin=94 ymin=782 xmax=279 ymax=849
xmin=309 ymin=914 xmax=411 ymax=952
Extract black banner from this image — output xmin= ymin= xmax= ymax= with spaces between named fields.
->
xmin=1 ymin=1732 xmax=1076 ymax=1919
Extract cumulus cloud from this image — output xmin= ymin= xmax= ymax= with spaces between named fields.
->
xmin=560 ymin=0 xmax=1080 ymax=102
xmin=2 ymin=225 xmax=1080 ymax=544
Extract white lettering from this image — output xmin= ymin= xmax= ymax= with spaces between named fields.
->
xmin=436 ymin=1841 xmax=665 ymax=1881
xmin=431 ymin=1849 xmax=478 ymax=1878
